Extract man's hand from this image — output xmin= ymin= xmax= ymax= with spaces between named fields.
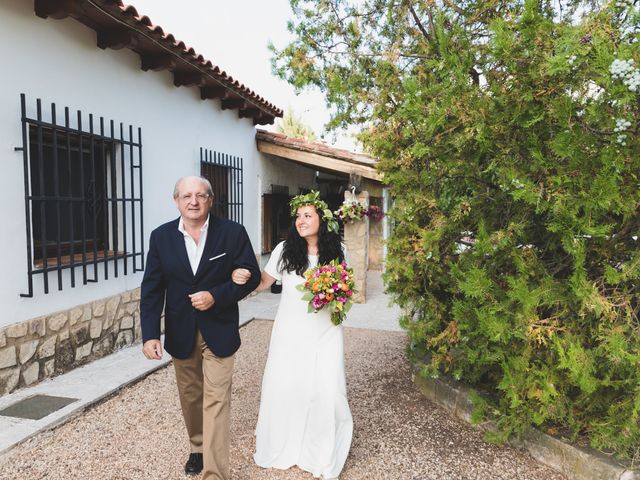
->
xmin=189 ymin=291 xmax=215 ymax=311
xmin=143 ymin=339 xmax=163 ymax=360
xmin=231 ymin=268 xmax=251 ymax=285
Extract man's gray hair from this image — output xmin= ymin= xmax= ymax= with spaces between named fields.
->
xmin=173 ymin=176 xmax=214 ymax=199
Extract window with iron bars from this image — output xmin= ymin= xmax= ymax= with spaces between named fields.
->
xmin=17 ymin=94 xmax=144 ymax=296
xmin=200 ymin=148 xmax=243 ymax=223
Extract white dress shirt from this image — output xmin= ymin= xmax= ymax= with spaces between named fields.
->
xmin=178 ymin=215 xmax=210 ymax=275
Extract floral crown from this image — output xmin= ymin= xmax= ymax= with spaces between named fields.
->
xmin=289 ymin=190 xmax=339 ymax=233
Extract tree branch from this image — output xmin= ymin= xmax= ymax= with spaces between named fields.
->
xmin=409 ymin=5 xmax=432 ymax=43
xmin=426 ymin=5 xmax=437 ymax=39
xmin=443 ymin=0 xmax=466 ymax=16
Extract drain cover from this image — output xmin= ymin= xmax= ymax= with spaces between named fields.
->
xmin=0 ymin=394 xmax=78 ymax=420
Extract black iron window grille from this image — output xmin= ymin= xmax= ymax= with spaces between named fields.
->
xmin=16 ymin=94 xmax=144 ymax=297
xmin=200 ymin=148 xmax=243 ymax=223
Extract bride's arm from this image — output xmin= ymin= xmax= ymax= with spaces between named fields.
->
xmin=231 ymin=268 xmax=277 ymax=292
xmin=255 ymin=271 xmax=277 ymax=292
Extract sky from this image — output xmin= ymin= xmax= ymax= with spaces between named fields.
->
xmin=129 ymin=0 xmax=357 ymax=149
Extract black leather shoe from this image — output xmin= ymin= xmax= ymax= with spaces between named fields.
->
xmin=184 ymin=453 xmax=203 ymax=475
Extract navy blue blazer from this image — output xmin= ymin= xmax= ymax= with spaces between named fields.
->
xmin=140 ymin=216 xmax=260 ymax=359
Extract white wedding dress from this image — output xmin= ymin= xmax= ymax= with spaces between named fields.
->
xmin=254 ymin=241 xmax=353 ymax=479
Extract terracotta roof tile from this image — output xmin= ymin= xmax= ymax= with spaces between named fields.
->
xmin=119 ymin=4 xmax=138 ymax=15
xmin=146 ymin=25 xmax=164 ymax=35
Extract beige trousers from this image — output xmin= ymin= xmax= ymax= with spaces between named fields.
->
xmin=173 ymin=330 xmax=235 ymax=480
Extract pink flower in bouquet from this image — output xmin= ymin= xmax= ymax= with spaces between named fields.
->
xmin=296 ymin=259 xmax=357 ymax=326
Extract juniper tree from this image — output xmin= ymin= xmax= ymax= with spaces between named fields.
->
xmin=272 ymin=0 xmax=640 ymax=458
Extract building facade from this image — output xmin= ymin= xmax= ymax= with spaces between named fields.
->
xmin=0 ymin=0 xmax=281 ymax=395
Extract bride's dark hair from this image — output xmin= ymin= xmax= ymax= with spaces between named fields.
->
xmin=280 ymin=207 xmax=344 ymax=275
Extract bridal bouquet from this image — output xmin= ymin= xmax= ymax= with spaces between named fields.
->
xmin=297 ymin=259 xmax=356 ymax=325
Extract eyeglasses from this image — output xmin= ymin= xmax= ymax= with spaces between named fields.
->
xmin=178 ymin=193 xmax=211 ymax=203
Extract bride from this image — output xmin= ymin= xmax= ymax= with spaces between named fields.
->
xmin=232 ymin=191 xmax=352 ymax=479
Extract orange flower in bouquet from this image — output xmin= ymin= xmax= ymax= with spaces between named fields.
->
xmin=296 ymin=259 xmax=356 ymax=325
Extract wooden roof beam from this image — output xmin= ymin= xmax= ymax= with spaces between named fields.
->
xmin=173 ymin=71 xmax=205 ymax=87
xmin=97 ymin=29 xmax=139 ymax=50
xmin=200 ymin=86 xmax=226 ymax=100
xmin=256 ymin=141 xmax=380 ymax=180
xmin=221 ymin=97 xmax=245 ymax=110
xmin=252 ymin=112 xmax=265 ymax=125
xmin=35 ymin=0 xmax=78 ymax=19
xmin=141 ymin=54 xmax=176 ymax=72
xmin=254 ymin=114 xmax=275 ymax=126
xmin=239 ymin=106 xmax=260 ymax=119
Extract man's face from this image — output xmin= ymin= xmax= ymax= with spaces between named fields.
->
xmin=174 ymin=177 xmax=213 ymax=224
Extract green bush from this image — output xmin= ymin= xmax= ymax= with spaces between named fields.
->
xmin=274 ymin=0 xmax=640 ymax=458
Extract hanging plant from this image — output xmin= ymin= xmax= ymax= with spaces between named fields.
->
xmin=335 ymin=200 xmax=368 ymax=223
xmin=366 ymin=205 xmax=385 ymax=220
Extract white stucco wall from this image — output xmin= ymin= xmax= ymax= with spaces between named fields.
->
xmin=257 ymin=153 xmax=317 ymax=196
xmin=0 ymin=0 xmax=266 ymax=328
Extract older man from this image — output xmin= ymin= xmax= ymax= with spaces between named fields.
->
xmin=140 ymin=176 xmax=260 ymax=479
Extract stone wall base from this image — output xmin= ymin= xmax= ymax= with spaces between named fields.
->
xmin=0 ymin=289 xmax=143 ymax=397
xmin=413 ymin=372 xmax=638 ymax=480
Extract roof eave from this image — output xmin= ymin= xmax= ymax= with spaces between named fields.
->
xmin=255 ymin=130 xmax=381 ymax=182
xmin=34 ymin=0 xmax=283 ymax=125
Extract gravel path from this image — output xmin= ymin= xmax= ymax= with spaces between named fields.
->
xmin=0 ymin=320 xmax=565 ymax=479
